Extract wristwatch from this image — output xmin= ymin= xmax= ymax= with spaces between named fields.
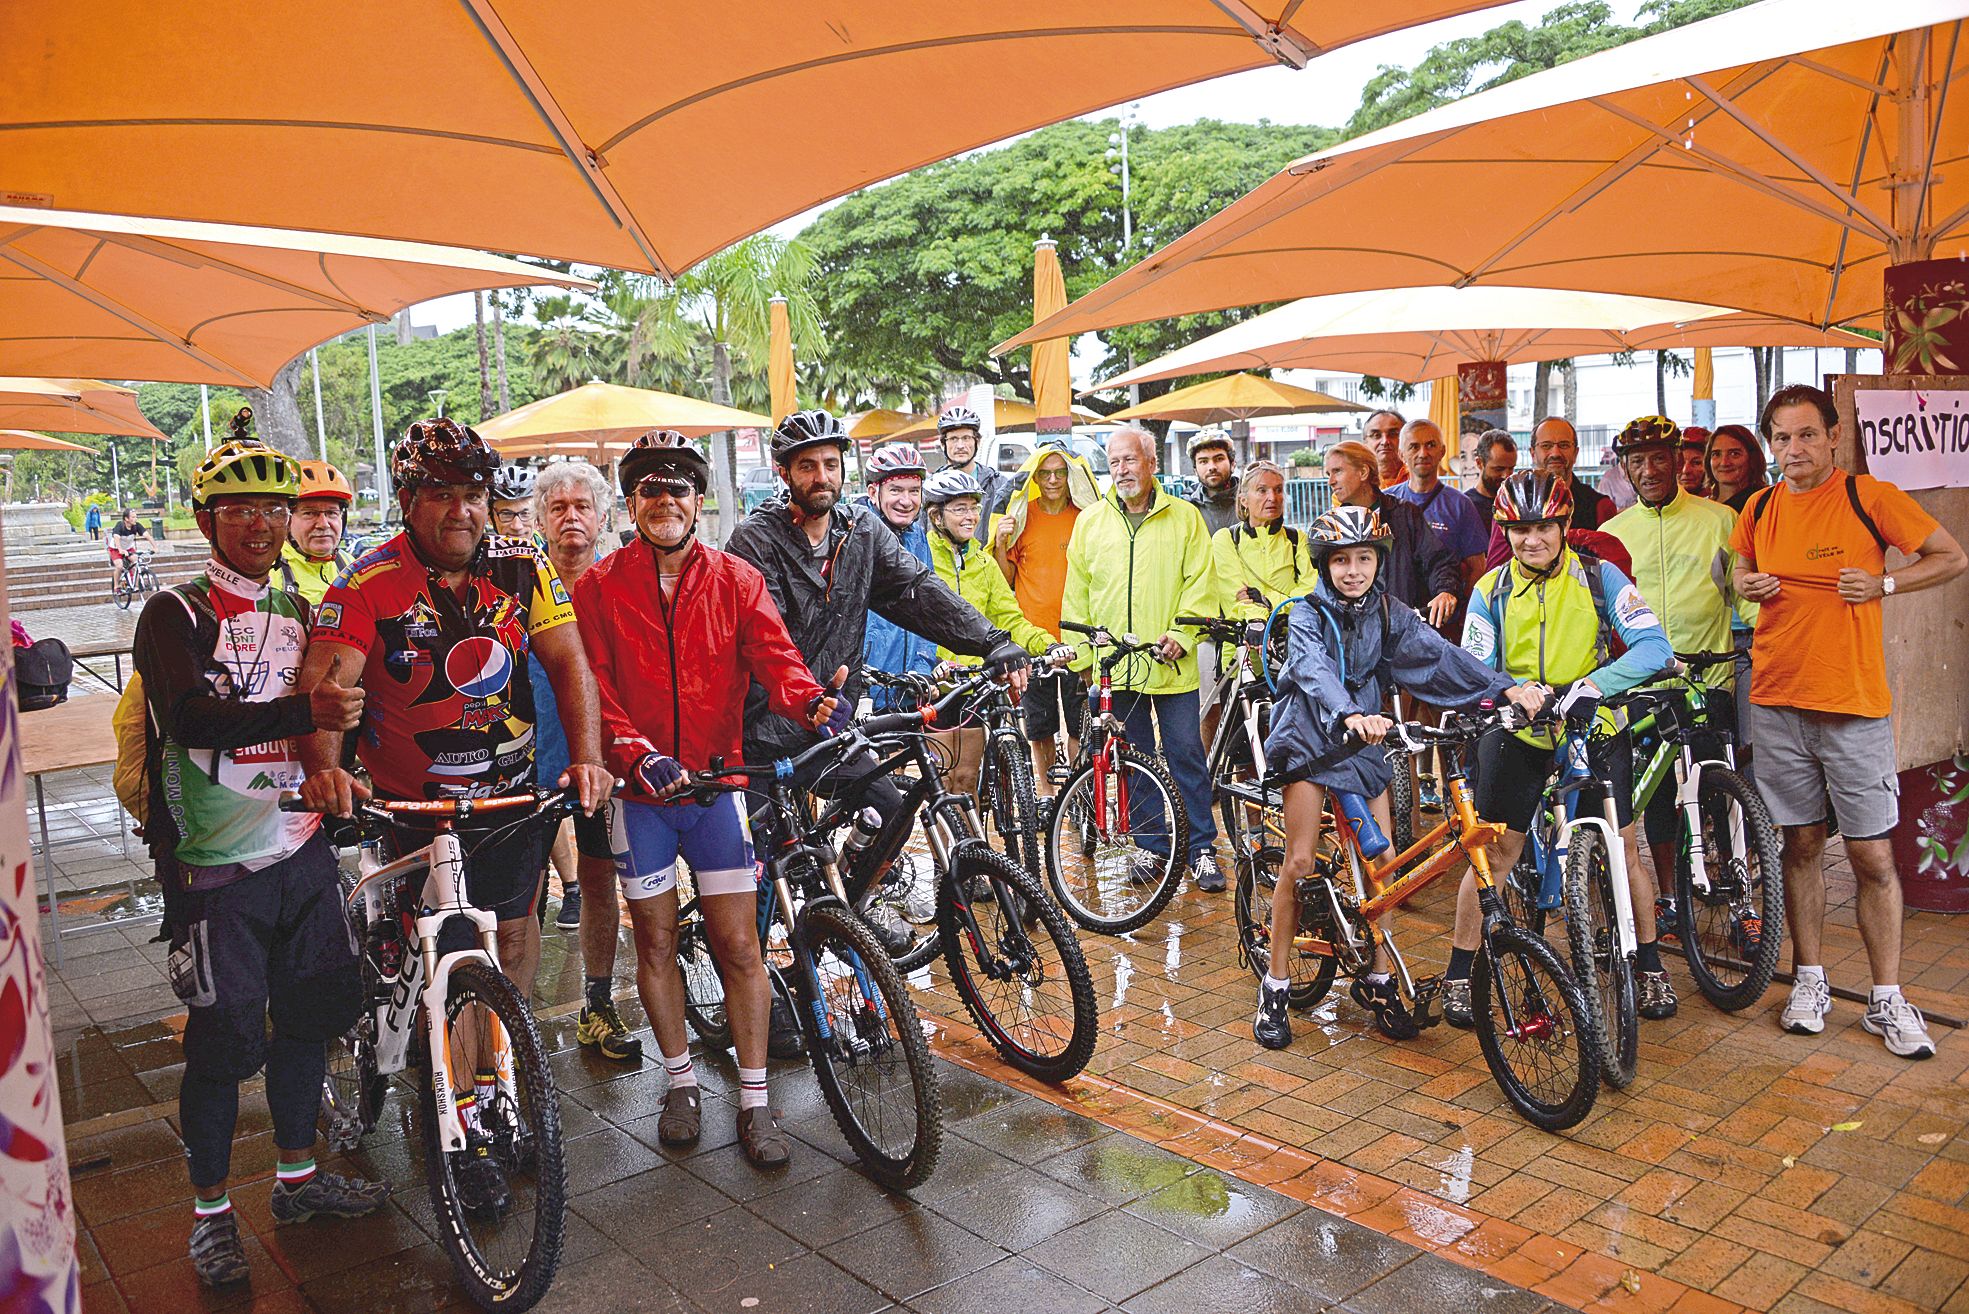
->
xmin=1882 ymin=574 xmax=1897 ymax=596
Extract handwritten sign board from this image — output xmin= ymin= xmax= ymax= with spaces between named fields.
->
xmin=1853 ymin=388 xmax=1969 ymax=491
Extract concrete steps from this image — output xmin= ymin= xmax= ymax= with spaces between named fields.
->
xmin=7 ymin=538 xmax=204 ymax=612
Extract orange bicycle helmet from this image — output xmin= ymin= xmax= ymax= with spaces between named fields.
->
xmin=296 ymin=459 xmax=355 ymax=503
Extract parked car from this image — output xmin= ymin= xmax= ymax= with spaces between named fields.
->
xmin=739 ymin=465 xmax=780 ymax=513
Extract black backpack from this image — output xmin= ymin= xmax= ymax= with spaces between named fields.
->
xmin=1746 ymin=473 xmax=1889 ymax=553
xmin=15 ymin=638 xmax=73 ymax=711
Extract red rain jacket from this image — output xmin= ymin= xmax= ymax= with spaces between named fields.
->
xmin=574 ymin=539 xmax=824 ymax=797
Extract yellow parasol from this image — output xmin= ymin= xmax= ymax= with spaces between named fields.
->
xmin=478 ymin=381 xmax=772 ymax=460
xmin=0 ymin=205 xmax=589 ymax=388
xmin=848 ymin=409 xmax=931 ymax=442
xmin=996 ymin=0 xmax=1969 ymax=350
xmin=883 ymin=398 xmax=1108 ymax=442
xmin=1030 ymin=238 xmax=1073 ymax=437
xmin=1103 ymin=373 xmax=1365 ymax=425
xmin=0 ymin=1 xmax=1515 ymax=277
xmin=768 ymin=295 xmax=796 ymax=422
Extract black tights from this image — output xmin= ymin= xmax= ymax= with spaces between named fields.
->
xmin=180 ymin=1034 xmax=324 ymax=1191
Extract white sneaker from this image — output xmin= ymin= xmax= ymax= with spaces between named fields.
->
xmin=1861 ymin=993 xmax=1937 ymax=1060
xmin=898 ymin=862 xmax=938 ymax=924
xmin=1779 ymin=975 xmax=1832 ymax=1035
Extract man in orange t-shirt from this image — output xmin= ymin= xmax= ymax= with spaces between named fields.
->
xmin=993 ymin=441 xmax=1098 ymax=791
xmin=1732 ymin=384 xmax=1965 ymax=1060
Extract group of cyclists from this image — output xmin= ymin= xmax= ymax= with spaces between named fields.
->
xmin=129 ymin=384 xmax=1964 ymax=1293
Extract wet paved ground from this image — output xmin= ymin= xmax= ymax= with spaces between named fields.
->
xmin=55 ymin=923 xmax=1575 ymax=1314
xmin=35 ymin=777 xmax=1969 ymax=1314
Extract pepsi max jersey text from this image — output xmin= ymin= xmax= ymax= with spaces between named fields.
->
xmin=313 ymin=532 xmax=576 ymax=799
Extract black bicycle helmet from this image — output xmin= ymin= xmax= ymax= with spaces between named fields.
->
xmin=937 ymin=405 xmax=983 ymax=438
xmin=392 ymin=418 xmax=500 ymax=490
xmin=770 ymin=408 xmax=850 ymax=467
xmin=619 ymin=429 xmax=711 ymax=494
xmin=1611 ymin=414 xmax=1681 ymax=455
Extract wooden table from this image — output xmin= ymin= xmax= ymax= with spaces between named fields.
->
xmin=20 ymin=697 xmax=136 ymax=966
xmin=70 ymin=639 xmax=135 ymax=692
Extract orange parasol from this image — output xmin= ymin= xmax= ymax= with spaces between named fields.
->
xmin=996 ymin=0 xmax=1969 ymax=350
xmin=0 ymin=1 xmax=1516 ymax=276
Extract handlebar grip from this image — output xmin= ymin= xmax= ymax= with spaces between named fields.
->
xmin=276 ymin=791 xmax=311 ymax=813
xmin=862 ymin=710 xmax=922 ymax=736
xmin=1058 ymin=621 xmax=1096 ymax=636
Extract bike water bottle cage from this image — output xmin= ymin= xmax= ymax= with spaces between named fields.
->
xmin=1335 ymin=791 xmax=1391 ymax=859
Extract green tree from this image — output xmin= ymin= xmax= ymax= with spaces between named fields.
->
xmin=804 ymin=118 xmax=1336 ymax=403
xmin=1346 ymin=0 xmax=1756 ymax=139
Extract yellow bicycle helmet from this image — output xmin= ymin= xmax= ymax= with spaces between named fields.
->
xmin=191 ymin=408 xmax=301 ymax=508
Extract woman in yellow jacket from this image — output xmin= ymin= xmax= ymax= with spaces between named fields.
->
xmin=1212 ymin=459 xmax=1316 ymax=620
xmin=924 ymin=468 xmax=1060 ymax=796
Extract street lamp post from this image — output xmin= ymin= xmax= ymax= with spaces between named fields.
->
xmin=1105 ymin=107 xmax=1160 ymax=463
xmin=427 ymin=388 xmax=448 ymax=418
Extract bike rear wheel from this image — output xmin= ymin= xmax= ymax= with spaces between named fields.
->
xmin=939 ymin=846 xmax=1097 ymax=1082
xmin=1472 ymin=924 xmax=1600 ymax=1130
xmin=982 ymin=731 xmax=1043 ymax=878
xmin=1563 ymin=827 xmax=1639 ymax=1089
xmin=1046 ymin=745 xmax=1189 ymax=933
xmin=420 ymin=959 xmax=565 ymax=1311
xmin=797 ymin=901 xmax=941 ymax=1190
xmin=1679 ymin=768 xmax=1784 ymax=1012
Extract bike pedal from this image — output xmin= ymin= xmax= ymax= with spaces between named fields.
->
xmin=1410 ymin=975 xmax=1444 ymax=1031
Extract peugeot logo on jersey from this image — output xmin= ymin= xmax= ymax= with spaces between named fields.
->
xmin=444 ymin=635 xmax=513 ymax=699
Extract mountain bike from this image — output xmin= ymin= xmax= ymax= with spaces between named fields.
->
xmin=1045 ymin=622 xmax=1190 ymax=933
xmin=1231 ymin=708 xmax=1601 ymax=1130
xmin=1624 ymin=652 xmax=1783 ymax=1010
xmin=112 ymin=545 xmax=159 ymax=609
xmin=299 ymin=788 xmax=572 ymax=1312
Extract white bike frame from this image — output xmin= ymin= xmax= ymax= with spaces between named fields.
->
xmin=1550 ymin=733 xmax=1638 ymax=961
xmin=1673 ymin=743 xmax=1747 ymax=900
xmin=347 ymin=829 xmax=514 ymax=1155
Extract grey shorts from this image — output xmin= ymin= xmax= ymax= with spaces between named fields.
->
xmin=1746 ymin=704 xmax=1900 ymax=839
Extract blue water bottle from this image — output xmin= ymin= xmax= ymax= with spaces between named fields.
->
xmin=1335 ymin=790 xmax=1390 ymax=858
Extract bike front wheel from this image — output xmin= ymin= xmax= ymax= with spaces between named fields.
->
xmin=981 ymin=731 xmax=1043 ymax=878
xmin=1563 ymin=826 xmax=1639 ymax=1089
xmin=1046 ymin=745 xmax=1189 ymax=934
xmin=939 ymin=846 xmax=1097 ymax=1083
xmin=1472 ymin=924 xmax=1601 ymax=1131
xmin=1679 ymin=767 xmax=1784 ymax=1012
xmin=1222 ymin=786 xmax=1337 ymax=1008
xmin=421 ymin=960 xmax=565 ymax=1312
xmin=677 ymin=908 xmax=732 ymax=1050
xmin=796 ymin=900 xmax=941 ymax=1190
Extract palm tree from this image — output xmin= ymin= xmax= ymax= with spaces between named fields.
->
xmin=528 ymin=295 xmax=621 ymax=395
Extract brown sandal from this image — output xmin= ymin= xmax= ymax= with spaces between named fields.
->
xmin=656 ymin=1086 xmax=701 ymax=1146
xmin=737 ymin=1106 xmax=791 ymax=1168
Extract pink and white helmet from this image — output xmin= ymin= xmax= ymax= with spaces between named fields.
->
xmin=865 ymin=443 xmax=927 ymax=485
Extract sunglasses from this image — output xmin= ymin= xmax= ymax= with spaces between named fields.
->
xmin=634 ymin=474 xmax=698 ymax=500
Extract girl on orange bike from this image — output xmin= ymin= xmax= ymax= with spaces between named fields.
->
xmin=1255 ymin=504 xmax=1546 ymax=1047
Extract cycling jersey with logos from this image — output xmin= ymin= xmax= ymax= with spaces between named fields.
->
xmin=134 ymin=560 xmax=320 ymax=868
xmin=312 ymin=532 xmax=576 ymax=799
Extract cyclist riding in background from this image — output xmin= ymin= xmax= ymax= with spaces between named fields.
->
xmin=136 ymin=427 xmax=385 ymax=1289
xmin=1256 ymin=505 xmax=1542 ymax=1048
xmin=573 ymin=430 xmax=841 ymax=1170
xmin=106 ymin=503 xmax=152 ymax=592
xmin=1447 ymin=471 xmax=1674 ymax=1026
xmin=490 ymin=463 xmax=539 ymax=541
xmin=922 ymin=467 xmax=1063 ymax=796
xmin=294 ymin=419 xmax=613 ymax=1211
xmin=1601 ymin=415 xmax=1750 ymax=929
xmin=724 ymin=408 xmax=1030 ymax=958
xmin=278 ymin=459 xmax=355 ymax=608
xmin=857 ymin=441 xmax=938 ymax=708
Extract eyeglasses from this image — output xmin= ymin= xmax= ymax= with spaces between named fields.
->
xmin=634 ymin=475 xmax=698 ymax=500
xmin=211 ymin=504 xmax=291 ymax=525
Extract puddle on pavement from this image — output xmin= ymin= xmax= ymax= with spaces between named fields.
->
xmin=1137 ymin=1169 xmax=1240 ymax=1219
xmin=1438 ymin=1144 xmax=1475 ymax=1204
xmin=1109 ymin=950 xmax=1134 ymax=1012
xmin=1161 ymin=922 xmax=1185 ymax=978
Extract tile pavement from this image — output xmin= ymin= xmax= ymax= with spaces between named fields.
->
xmin=35 ymin=782 xmax=1969 ymax=1314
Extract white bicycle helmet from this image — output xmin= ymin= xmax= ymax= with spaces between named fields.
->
xmin=922 ymin=468 xmax=984 ymax=506
xmin=491 ymin=463 xmax=537 ymax=503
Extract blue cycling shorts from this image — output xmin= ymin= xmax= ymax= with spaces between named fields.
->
xmin=610 ymin=794 xmax=757 ymax=902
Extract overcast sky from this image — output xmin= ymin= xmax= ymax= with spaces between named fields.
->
xmin=415 ymin=0 xmax=1631 ymax=334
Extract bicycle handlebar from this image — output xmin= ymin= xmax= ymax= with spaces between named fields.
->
xmin=1058 ymin=620 xmax=1171 ymax=664
xmin=278 ymin=785 xmax=581 ymax=825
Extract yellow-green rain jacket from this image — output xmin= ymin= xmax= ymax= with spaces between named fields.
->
xmin=1061 ymin=484 xmax=1219 ymax=694
xmin=1211 ymin=521 xmax=1316 ymax=620
xmin=928 ymin=531 xmax=1052 ymax=663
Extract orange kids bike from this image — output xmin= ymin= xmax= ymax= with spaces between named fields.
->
xmin=1229 ymin=707 xmax=1602 ymax=1130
